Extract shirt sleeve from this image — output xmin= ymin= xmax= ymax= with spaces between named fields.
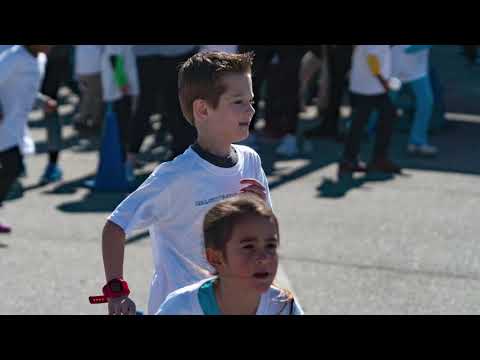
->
xmin=108 ymin=171 xmax=171 ymax=237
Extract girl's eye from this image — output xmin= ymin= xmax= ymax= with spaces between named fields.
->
xmin=267 ymin=243 xmax=278 ymax=250
xmin=243 ymin=245 xmax=254 ymax=250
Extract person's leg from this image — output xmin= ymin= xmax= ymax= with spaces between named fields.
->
xmin=342 ymin=93 xmax=374 ymax=163
xmin=238 ymin=45 xmax=275 ymax=132
xmin=371 ymin=94 xmax=399 ymax=168
xmin=160 ymin=55 xmax=197 ymax=158
xmin=129 ymin=56 xmax=160 ymax=156
xmin=41 ymin=59 xmax=64 ymax=184
xmin=463 ymin=45 xmax=478 ymax=64
xmin=0 ymin=146 xmax=22 ymax=233
xmin=408 ymin=76 xmax=434 ymax=146
xmin=113 ymin=96 xmax=132 ymax=162
xmin=263 ymin=46 xmax=304 ymax=140
xmin=75 ymin=74 xmax=92 ymax=126
xmin=324 ymin=46 xmax=352 ymax=135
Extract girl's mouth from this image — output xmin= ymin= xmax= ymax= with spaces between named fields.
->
xmin=253 ymin=272 xmax=270 ymax=279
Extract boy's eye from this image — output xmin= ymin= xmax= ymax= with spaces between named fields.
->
xmin=267 ymin=243 xmax=278 ymax=250
xmin=242 ymin=244 xmax=255 ymax=250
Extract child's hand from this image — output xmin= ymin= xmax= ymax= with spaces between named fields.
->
xmin=44 ymin=98 xmax=58 ymax=114
xmin=120 ymin=84 xmax=130 ymax=95
xmin=240 ymin=179 xmax=267 ymax=202
xmin=108 ymin=296 xmax=137 ymax=315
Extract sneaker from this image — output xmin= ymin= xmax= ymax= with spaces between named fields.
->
xmin=407 ymin=144 xmax=438 ymax=157
xmin=0 ymin=222 xmax=12 ymax=234
xmin=125 ymin=162 xmax=135 ymax=183
xmin=40 ymin=164 xmax=63 ymax=184
xmin=338 ymin=160 xmax=368 ymax=176
xmin=368 ymin=158 xmax=402 ymax=174
xmin=276 ymin=134 xmax=299 ymax=157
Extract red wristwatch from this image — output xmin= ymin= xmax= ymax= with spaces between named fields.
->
xmin=89 ymin=278 xmax=130 ymax=305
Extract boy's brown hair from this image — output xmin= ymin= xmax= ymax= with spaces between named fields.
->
xmin=178 ymin=51 xmax=254 ymax=126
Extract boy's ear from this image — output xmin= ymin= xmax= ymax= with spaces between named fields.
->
xmin=206 ymin=248 xmax=224 ymax=269
xmin=192 ymin=99 xmax=209 ymax=125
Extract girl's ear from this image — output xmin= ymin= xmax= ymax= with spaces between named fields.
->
xmin=192 ymin=99 xmax=209 ymax=125
xmin=206 ymin=248 xmax=224 ymax=269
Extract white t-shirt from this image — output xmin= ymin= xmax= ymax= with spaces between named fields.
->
xmin=74 ymin=45 xmax=102 ymax=76
xmin=156 ymin=278 xmax=304 ymax=315
xmin=200 ymin=45 xmax=239 ymax=54
xmin=349 ymin=45 xmax=392 ymax=95
xmin=108 ymin=145 xmax=272 ymax=315
xmin=0 ymin=46 xmax=46 ymax=153
xmin=100 ymin=45 xmax=139 ymax=102
xmin=391 ymin=45 xmax=430 ymax=83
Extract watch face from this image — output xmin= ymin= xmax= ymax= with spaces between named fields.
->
xmin=110 ymin=280 xmax=123 ymax=293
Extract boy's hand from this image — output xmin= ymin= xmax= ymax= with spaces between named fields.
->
xmin=108 ymin=296 xmax=136 ymax=315
xmin=240 ymin=179 xmax=267 ymax=202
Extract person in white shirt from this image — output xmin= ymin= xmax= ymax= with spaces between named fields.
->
xmin=339 ymin=45 xmax=402 ymax=177
xmin=0 ymin=45 xmax=56 ymax=234
xmin=93 ymin=52 xmax=272 ymax=315
xmin=391 ymin=45 xmax=437 ymax=156
xmin=100 ymin=45 xmax=139 ymax=182
xmin=73 ymin=45 xmax=104 ymax=131
xmin=157 ymin=194 xmax=303 ymax=315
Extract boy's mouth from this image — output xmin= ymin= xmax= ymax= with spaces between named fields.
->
xmin=239 ymin=122 xmax=250 ymax=127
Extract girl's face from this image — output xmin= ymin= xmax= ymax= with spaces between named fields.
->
xmin=213 ymin=215 xmax=279 ymax=294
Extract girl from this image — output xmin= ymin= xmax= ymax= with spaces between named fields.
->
xmin=157 ymin=194 xmax=303 ymax=315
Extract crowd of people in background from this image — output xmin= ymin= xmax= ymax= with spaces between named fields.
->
xmin=0 ymin=44 xmax=477 ymax=235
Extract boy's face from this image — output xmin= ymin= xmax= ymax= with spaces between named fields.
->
xmin=211 ymin=215 xmax=279 ymax=294
xmin=204 ymin=72 xmax=255 ymax=143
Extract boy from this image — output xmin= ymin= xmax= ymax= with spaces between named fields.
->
xmin=339 ymin=45 xmax=401 ymax=177
xmin=0 ymin=45 xmax=56 ymax=233
xmin=97 ymin=52 xmax=272 ymax=315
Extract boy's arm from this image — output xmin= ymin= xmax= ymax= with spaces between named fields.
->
xmin=102 ymin=220 xmax=127 ymax=281
xmin=101 ymin=220 xmax=137 ymax=315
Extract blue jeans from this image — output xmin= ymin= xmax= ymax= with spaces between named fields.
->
xmin=407 ymin=76 xmax=433 ymax=145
